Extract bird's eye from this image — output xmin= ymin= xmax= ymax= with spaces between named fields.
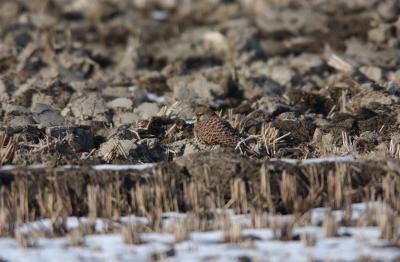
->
xmin=196 ymin=112 xmax=205 ymax=121
xmin=199 ymin=114 xmax=205 ymax=121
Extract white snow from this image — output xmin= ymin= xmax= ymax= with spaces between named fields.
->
xmin=128 ymin=85 xmax=165 ymax=104
xmin=91 ymin=163 xmax=156 ymax=171
xmin=2 ymin=230 xmax=398 ymax=262
xmin=1 ymin=203 xmax=399 ymax=262
xmin=0 ymin=156 xmax=358 ymax=172
xmin=16 ymin=215 xmax=150 ymax=235
xmin=271 ymin=155 xmax=355 ymax=164
xmin=151 ymin=10 xmax=167 ymax=20
xmin=0 ymin=163 xmax=156 ymax=172
xmin=310 ymin=202 xmax=385 ymax=223
xmin=0 ymin=164 xmax=14 ymax=171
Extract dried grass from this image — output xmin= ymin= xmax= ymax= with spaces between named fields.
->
xmin=300 ymin=233 xmax=317 ymax=246
xmin=224 ymin=220 xmax=242 ymax=243
xmin=323 ymin=211 xmax=338 ymax=237
xmin=272 ymin=219 xmax=294 ymax=241
xmin=15 ymin=232 xmax=37 ymax=248
xmin=121 ymin=220 xmax=142 ymax=245
xmin=0 ymin=133 xmax=16 ymax=165
xmin=0 ymin=152 xmax=398 ymax=248
xmin=379 ymin=207 xmax=400 ymax=245
xmin=67 ymin=229 xmax=85 ymax=247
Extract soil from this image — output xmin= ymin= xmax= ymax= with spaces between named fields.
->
xmin=0 ymin=150 xmax=396 ymax=219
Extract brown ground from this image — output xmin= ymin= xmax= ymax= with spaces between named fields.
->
xmin=0 ymin=0 xmax=399 ymax=247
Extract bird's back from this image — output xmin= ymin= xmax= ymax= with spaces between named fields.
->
xmin=195 ymin=115 xmax=241 ymax=147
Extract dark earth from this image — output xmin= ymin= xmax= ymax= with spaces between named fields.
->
xmin=0 ymin=0 xmax=400 ymax=235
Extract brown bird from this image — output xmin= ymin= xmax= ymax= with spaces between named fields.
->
xmin=194 ymin=107 xmax=242 ymax=147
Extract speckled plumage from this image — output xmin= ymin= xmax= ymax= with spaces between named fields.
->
xmin=194 ymin=107 xmax=241 ymax=147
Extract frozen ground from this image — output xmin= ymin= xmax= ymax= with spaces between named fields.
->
xmin=0 ymin=156 xmax=354 ymax=172
xmin=2 ymin=229 xmax=398 ymax=262
xmin=1 ymin=203 xmax=399 ymax=262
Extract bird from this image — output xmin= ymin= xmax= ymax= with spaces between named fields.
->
xmin=194 ymin=106 xmax=242 ymax=147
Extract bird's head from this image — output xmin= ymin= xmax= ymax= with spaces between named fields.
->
xmin=194 ymin=107 xmax=215 ymax=122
